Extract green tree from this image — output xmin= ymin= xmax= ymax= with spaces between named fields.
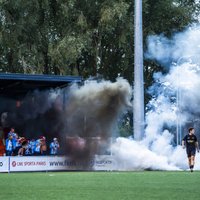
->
xmin=0 ymin=0 xmax=199 ymax=81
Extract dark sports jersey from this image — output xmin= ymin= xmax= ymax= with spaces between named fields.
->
xmin=182 ymin=134 xmax=197 ymax=149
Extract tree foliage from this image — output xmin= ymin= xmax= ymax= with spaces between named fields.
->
xmin=0 ymin=0 xmax=199 ymax=81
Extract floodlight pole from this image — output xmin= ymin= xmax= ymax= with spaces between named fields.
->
xmin=133 ymin=0 xmax=145 ymax=140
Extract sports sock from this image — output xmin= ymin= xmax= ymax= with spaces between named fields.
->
xmin=190 ymin=165 xmax=194 ymax=172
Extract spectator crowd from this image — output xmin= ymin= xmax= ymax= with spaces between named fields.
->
xmin=4 ymin=128 xmax=60 ymax=156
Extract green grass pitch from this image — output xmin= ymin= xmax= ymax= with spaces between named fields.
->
xmin=0 ymin=171 xmax=200 ymax=200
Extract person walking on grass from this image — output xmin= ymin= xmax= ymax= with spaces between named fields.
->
xmin=182 ymin=127 xmax=199 ymax=172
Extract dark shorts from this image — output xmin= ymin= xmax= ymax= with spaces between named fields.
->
xmin=186 ymin=148 xmax=196 ymax=157
xmin=6 ymin=150 xmax=12 ymax=156
xmin=12 ymin=146 xmax=21 ymax=156
xmin=34 ymin=152 xmax=41 ymax=156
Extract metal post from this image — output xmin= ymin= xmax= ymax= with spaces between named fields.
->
xmin=133 ymin=0 xmax=145 ymax=140
xmin=176 ymin=87 xmax=182 ymax=145
xmin=176 ymin=91 xmax=180 ymax=145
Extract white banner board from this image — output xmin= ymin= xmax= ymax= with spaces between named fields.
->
xmin=10 ymin=156 xmax=48 ymax=172
xmin=1 ymin=155 xmax=115 ymax=172
xmin=94 ymin=155 xmax=115 ymax=171
xmin=0 ymin=157 xmax=9 ymax=172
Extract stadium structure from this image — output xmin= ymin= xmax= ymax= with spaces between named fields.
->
xmin=0 ymin=73 xmax=82 ymax=156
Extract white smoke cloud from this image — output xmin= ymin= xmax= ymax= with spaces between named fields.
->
xmin=146 ymin=24 xmax=200 ymax=66
xmin=111 ymin=24 xmax=200 ymax=171
xmin=112 ymin=137 xmax=179 ymax=171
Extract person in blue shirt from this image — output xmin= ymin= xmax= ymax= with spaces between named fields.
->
xmin=29 ymin=139 xmax=36 ymax=155
xmin=12 ymin=133 xmax=22 ymax=156
xmin=24 ymin=140 xmax=32 ymax=156
xmin=50 ymin=138 xmax=60 ymax=155
xmin=8 ymin=128 xmax=16 ymax=138
xmin=34 ymin=139 xmax=41 ymax=155
xmin=5 ymin=135 xmax=13 ymax=156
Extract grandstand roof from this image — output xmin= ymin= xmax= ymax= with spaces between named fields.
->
xmin=0 ymin=73 xmax=82 ymax=97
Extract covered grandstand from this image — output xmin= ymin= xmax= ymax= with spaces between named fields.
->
xmin=0 ymin=73 xmax=82 ymax=156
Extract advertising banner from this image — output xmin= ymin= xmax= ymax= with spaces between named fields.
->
xmin=0 ymin=157 xmax=9 ymax=172
xmin=10 ymin=156 xmax=48 ymax=172
xmin=94 ymin=155 xmax=115 ymax=171
xmin=9 ymin=155 xmax=115 ymax=172
xmin=48 ymin=155 xmax=115 ymax=171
